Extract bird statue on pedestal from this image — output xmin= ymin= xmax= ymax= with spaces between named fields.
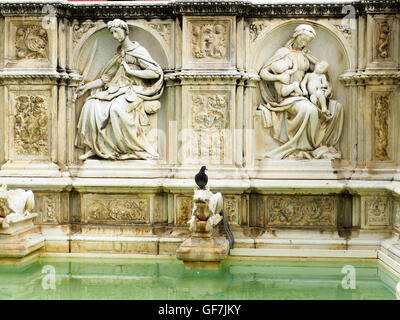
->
xmin=195 ymin=166 xmax=208 ymax=189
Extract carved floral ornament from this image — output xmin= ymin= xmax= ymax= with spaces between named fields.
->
xmin=14 ymin=95 xmax=49 ymax=156
xmin=15 ymin=25 xmax=48 ymax=60
xmin=377 ymin=21 xmax=390 ymax=59
xmin=374 ymin=94 xmax=390 ymax=161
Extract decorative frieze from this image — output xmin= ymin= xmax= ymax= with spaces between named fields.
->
xmin=13 ymin=95 xmax=49 ymax=157
xmin=373 ymin=94 xmax=390 ymax=161
xmin=365 ymin=197 xmax=390 ymax=227
xmin=266 ymin=196 xmax=337 ymax=228
xmin=82 ymin=195 xmax=149 ymax=225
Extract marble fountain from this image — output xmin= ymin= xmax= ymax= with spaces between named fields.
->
xmin=0 ymin=0 xmax=399 ymax=299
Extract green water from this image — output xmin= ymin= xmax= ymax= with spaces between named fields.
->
xmin=0 ymin=257 xmax=398 ymax=300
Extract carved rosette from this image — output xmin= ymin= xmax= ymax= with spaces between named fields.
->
xmin=86 ymin=198 xmax=148 ymax=224
xmin=191 ymin=22 xmax=228 ymax=59
xmin=15 ymin=25 xmax=48 ymax=60
xmin=176 ymin=196 xmax=192 ymax=225
xmin=366 ymin=198 xmax=390 ymax=227
xmin=374 ymin=94 xmax=390 ymax=161
xmin=267 ymin=196 xmax=337 ymax=228
xmin=190 ymin=93 xmax=229 ymax=162
xmin=14 ymin=95 xmax=49 ymax=156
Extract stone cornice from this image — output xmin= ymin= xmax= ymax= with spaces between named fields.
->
xmin=0 ymin=1 xmax=398 ymax=19
xmin=339 ymin=70 xmax=400 ymax=86
xmin=0 ymin=71 xmax=82 ymax=85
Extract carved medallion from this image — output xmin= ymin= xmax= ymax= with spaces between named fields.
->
xmin=15 ymin=25 xmax=48 ymax=60
xmin=267 ymin=196 xmax=337 ymax=227
xmin=374 ymin=94 xmax=390 ymax=161
xmin=86 ymin=198 xmax=148 ymax=224
xmin=191 ymin=22 xmax=228 ymax=59
xmin=14 ymin=95 xmax=49 ymax=156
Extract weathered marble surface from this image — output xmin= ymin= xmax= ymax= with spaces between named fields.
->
xmin=0 ymin=0 xmax=398 ymax=260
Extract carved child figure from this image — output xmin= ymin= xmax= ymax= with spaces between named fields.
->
xmin=270 ymin=58 xmax=303 ymax=97
xmin=300 ymin=60 xmax=332 ymax=115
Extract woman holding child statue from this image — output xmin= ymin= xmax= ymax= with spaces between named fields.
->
xmin=258 ymin=24 xmax=344 ymax=160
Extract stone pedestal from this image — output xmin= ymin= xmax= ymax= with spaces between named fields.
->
xmin=0 ymin=213 xmax=44 ymax=258
xmin=176 ymin=221 xmax=229 ymax=269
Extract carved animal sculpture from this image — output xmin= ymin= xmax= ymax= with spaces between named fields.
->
xmin=0 ymin=184 xmax=35 ymax=228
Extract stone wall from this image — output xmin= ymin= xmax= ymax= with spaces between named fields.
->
xmin=0 ymin=0 xmax=399 ymax=255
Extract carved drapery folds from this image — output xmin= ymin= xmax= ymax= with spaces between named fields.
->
xmin=374 ymin=94 xmax=390 ymax=161
xmin=14 ymin=95 xmax=49 ymax=156
xmin=15 ymin=25 xmax=48 ymax=60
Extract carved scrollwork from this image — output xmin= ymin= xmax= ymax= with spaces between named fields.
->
xmin=267 ymin=196 xmax=337 ymax=227
xmin=72 ymin=19 xmax=99 ymax=47
xmin=249 ymin=21 xmax=265 ymax=42
xmin=374 ymin=94 xmax=390 ymax=161
xmin=377 ymin=21 xmax=390 ymax=59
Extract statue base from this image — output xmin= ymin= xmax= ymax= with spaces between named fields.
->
xmin=0 ymin=213 xmax=45 ymax=258
xmin=176 ymin=221 xmax=229 ymax=268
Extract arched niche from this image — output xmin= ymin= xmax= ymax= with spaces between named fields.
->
xmin=251 ymin=20 xmax=354 ymax=160
xmin=72 ymin=23 xmax=170 ymax=161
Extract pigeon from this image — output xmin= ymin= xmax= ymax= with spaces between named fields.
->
xmin=195 ymin=166 xmax=208 ymax=189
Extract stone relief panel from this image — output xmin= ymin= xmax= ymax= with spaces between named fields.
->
xmin=148 ymin=22 xmax=172 ymax=45
xmin=4 ymin=17 xmax=56 ymax=70
xmin=373 ymin=93 xmax=390 ymax=161
xmin=34 ymin=193 xmax=61 ymax=224
xmin=363 ymin=197 xmax=391 ymax=228
xmin=266 ymin=195 xmax=337 ymax=228
xmin=8 ymin=89 xmax=52 ymax=161
xmin=175 ymin=196 xmax=192 ymax=226
xmin=368 ymin=15 xmax=398 ymax=67
xmin=223 ymin=195 xmax=240 ymax=224
xmin=183 ymin=17 xmax=235 ymax=69
xmin=81 ymin=194 xmax=150 ymax=225
xmin=394 ymin=200 xmax=400 ymax=232
xmin=190 ymin=92 xmax=230 ymax=163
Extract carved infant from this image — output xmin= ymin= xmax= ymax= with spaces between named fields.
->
xmin=188 ymin=187 xmax=223 ymax=233
xmin=0 ymin=184 xmax=35 ymax=228
xmin=270 ymin=59 xmax=303 ymax=97
xmin=300 ymin=60 xmax=332 ymax=115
